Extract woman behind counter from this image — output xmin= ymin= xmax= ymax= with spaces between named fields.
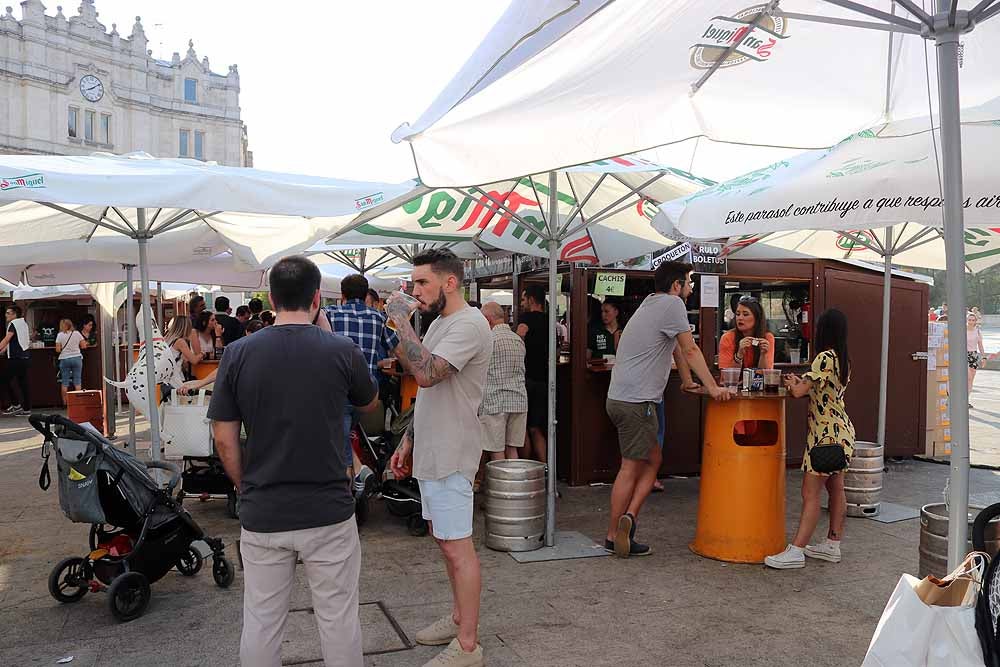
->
xmin=587 ymin=298 xmax=623 ymax=360
xmin=55 ymin=319 xmax=87 ymax=405
xmin=718 ymin=296 xmax=774 ymax=369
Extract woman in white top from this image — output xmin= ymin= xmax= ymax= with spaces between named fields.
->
xmin=55 ymin=318 xmax=87 ymax=405
xmin=191 ymin=310 xmax=218 ymax=360
xmin=165 ymin=315 xmax=203 ymax=379
xmin=967 ymin=311 xmax=987 ymax=408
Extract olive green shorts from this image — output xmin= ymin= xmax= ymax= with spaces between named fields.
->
xmin=606 ymin=398 xmax=659 ymax=461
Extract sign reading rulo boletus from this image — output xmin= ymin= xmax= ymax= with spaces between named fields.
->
xmin=651 ymin=241 xmax=727 ymax=274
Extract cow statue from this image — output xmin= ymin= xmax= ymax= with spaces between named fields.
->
xmin=105 ymin=310 xmax=184 ymax=417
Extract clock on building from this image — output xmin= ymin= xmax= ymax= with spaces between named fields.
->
xmin=79 ymin=74 xmax=104 ymax=102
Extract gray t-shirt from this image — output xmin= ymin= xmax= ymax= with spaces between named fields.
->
xmin=413 ymin=304 xmax=493 ymax=483
xmin=607 ymin=293 xmax=691 ymax=404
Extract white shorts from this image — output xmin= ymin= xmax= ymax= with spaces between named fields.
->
xmin=418 ymin=472 xmax=474 ymax=541
xmin=480 ymin=412 xmax=527 ymax=453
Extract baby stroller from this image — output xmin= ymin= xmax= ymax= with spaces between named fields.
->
xmin=32 ymin=414 xmax=235 ymax=622
xmin=351 ymin=404 xmax=428 ymax=537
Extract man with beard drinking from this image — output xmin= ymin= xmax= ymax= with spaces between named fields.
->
xmin=387 ymin=248 xmax=492 ymax=667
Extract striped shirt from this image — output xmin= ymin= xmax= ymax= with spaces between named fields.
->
xmin=481 ymin=323 xmax=528 ymax=415
xmin=325 ymin=300 xmax=400 ymax=379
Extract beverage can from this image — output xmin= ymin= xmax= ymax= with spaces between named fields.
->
xmin=741 ymin=368 xmax=753 ymax=392
xmin=751 ymin=369 xmax=765 ymax=392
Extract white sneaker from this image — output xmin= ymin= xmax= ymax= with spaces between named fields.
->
xmin=415 ymin=615 xmax=460 ymax=646
xmin=764 ymin=544 xmax=805 ymax=569
xmin=421 ymin=638 xmax=484 ymax=667
xmin=805 ymin=540 xmax=842 ymax=563
xmin=2 ymin=404 xmax=21 ymax=416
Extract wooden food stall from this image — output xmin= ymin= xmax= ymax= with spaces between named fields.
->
xmin=472 ymin=254 xmax=929 ymax=486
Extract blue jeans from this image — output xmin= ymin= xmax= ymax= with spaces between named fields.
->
xmin=59 ymin=356 xmax=83 ymax=388
xmin=343 ymin=405 xmax=357 ymax=466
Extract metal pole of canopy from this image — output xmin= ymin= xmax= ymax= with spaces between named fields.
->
xmin=136 ymin=209 xmax=162 ymax=462
xmin=877 ymin=226 xmax=893 ymax=449
xmin=545 ymin=170 xmax=559 ymax=547
xmin=934 ymin=1 xmax=971 ymax=571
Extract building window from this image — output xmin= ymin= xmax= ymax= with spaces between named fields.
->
xmin=184 ymin=78 xmax=197 ymax=103
xmin=100 ymin=114 xmax=111 ymax=145
xmin=68 ymin=107 xmax=78 ymax=138
xmin=194 ymin=131 xmax=204 ymax=160
xmin=84 ymin=110 xmax=95 ymax=142
xmin=179 ymin=129 xmax=189 ymax=157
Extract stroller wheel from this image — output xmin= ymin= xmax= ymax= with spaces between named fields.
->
xmin=407 ymin=514 xmax=429 ymax=537
xmin=226 ymin=489 xmax=240 ymax=520
xmin=108 ymin=572 xmax=150 ymax=622
xmin=176 ymin=546 xmax=204 ymax=577
xmin=213 ymin=555 xmax=235 ymax=588
xmin=48 ymin=557 xmax=89 ymax=603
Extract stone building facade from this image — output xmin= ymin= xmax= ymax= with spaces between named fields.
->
xmin=0 ymin=0 xmax=251 ymax=166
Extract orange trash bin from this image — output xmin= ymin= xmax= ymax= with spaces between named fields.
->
xmin=689 ymin=390 xmax=791 ymax=563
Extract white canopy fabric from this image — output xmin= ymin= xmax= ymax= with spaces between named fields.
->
xmin=655 ymin=106 xmax=1000 ymax=239
xmin=0 ymin=152 xmax=418 ymax=269
xmin=328 ymin=155 xmax=714 ymax=266
xmin=392 ymin=1 xmax=1000 ymax=187
xmin=10 ymin=282 xmax=193 ymax=302
xmin=0 ymin=254 xmax=266 ymax=290
xmin=724 ymin=227 xmax=1000 ymax=273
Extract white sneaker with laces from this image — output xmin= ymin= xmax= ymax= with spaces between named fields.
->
xmin=764 ymin=544 xmax=806 ymax=569
xmin=421 ymin=638 xmax=484 ymax=667
xmin=805 ymin=540 xmax=842 ymax=563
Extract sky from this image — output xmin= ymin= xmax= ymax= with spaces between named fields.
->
xmin=39 ymin=1 xmax=798 ymax=185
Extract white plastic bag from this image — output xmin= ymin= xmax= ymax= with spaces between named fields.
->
xmin=863 ymin=573 xmax=984 ymax=667
xmin=161 ymin=390 xmax=213 ymax=459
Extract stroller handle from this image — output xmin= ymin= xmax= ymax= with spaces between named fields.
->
xmin=144 ymin=460 xmax=182 ymax=494
xmin=28 ymin=413 xmax=56 ymax=442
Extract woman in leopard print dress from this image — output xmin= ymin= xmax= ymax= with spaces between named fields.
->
xmin=766 ymin=309 xmax=855 ymax=570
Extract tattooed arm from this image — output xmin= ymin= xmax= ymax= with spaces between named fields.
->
xmin=385 ymin=297 xmax=456 ymax=388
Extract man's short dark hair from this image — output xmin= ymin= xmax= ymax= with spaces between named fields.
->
xmin=7 ymin=305 xmax=22 ymax=318
xmin=654 ymin=261 xmax=693 ymax=293
xmin=246 ymin=319 xmax=265 ymax=334
xmin=524 ymin=284 xmax=546 ymax=308
xmin=341 ymin=274 xmax=369 ymax=302
xmin=236 ymin=305 xmax=251 ymax=318
xmin=248 ymin=297 xmax=263 ymax=315
xmin=189 ymin=295 xmax=205 ymax=311
xmin=413 ymin=248 xmax=464 ymax=282
xmin=215 ymin=295 xmax=230 ymax=312
xmin=269 ymin=256 xmax=321 ymax=312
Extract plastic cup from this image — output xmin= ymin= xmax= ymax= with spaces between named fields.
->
xmin=788 ymin=344 xmax=801 ymax=365
xmin=721 ymin=368 xmax=741 ymax=390
xmin=385 ymin=290 xmax=420 ymax=330
xmin=763 ymin=369 xmax=782 ymax=393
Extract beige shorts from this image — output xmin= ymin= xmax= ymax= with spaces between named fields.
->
xmin=480 ymin=412 xmax=528 ymax=452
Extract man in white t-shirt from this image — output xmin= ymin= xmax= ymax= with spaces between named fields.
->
xmin=388 ymin=248 xmax=492 ymax=667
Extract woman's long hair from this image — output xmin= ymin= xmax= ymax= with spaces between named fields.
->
xmin=193 ymin=310 xmax=212 ymax=333
xmin=813 ymin=308 xmax=851 ymax=386
xmin=165 ymin=315 xmax=193 ymax=347
xmin=733 ymin=297 xmax=769 ymax=367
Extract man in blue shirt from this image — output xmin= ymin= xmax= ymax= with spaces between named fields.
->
xmin=326 ymin=274 xmax=400 ymax=496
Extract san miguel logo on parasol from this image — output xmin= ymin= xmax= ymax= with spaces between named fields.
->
xmin=0 ymin=173 xmax=45 ymax=191
xmin=691 ymin=5 xmax=789 ymax=71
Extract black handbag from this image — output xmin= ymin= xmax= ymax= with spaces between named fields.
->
xmin=809 ymin=437 xmax=848 ymax=473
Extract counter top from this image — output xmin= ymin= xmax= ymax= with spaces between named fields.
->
xmin=683 ymin=386 xmax=797 ymax=401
